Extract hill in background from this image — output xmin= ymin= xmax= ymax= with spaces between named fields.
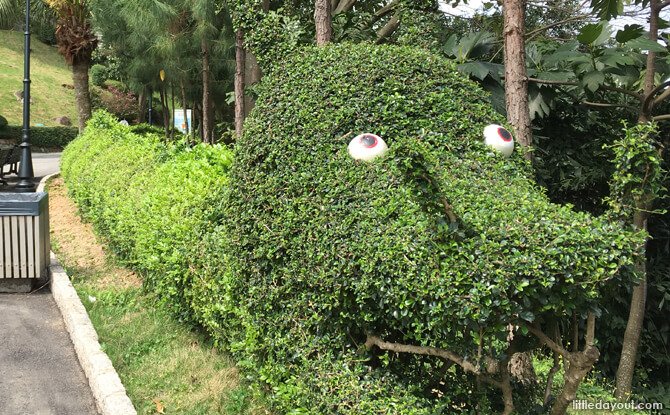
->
xmin=0 ymin=30 xmax=78 ymax=127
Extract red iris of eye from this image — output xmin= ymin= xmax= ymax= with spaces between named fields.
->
xmin=497 ymin=127 xmax=512 ymax=142
xmin=360 ymin=134 xmax=378 ymax=148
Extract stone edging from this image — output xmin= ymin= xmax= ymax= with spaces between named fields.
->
xmin=40 ymin=172 xmax=137 ymax=415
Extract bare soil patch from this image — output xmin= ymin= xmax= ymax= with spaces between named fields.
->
xmin=47 ymin=176 xmax=142 ymax=290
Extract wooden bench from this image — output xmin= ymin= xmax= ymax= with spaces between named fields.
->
xmin=0 ymin=145 xmax=19 ymax=185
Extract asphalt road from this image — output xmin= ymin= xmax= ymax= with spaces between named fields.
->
xmin=1 ymin=152 xmax=61 ymax=191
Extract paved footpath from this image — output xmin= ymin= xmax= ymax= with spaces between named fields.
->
xmin=0 ymin=288 xmax=99 ymax=415
xmin=1 ymin=153 xmax=135 ymax=415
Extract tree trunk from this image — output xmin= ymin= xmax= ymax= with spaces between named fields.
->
xmin=615 ymin=0 xmax=666 ymax=398
xmin=235 ymin=28 xmax=246 ymax=139
xmin=502 ymin=0 xmax=533 ymax=163
xmin=615 ymin=255 xmax=647 ymax=399
xmin=180 ymin=78 xmax=189 ymax=143
xmin=201 ymin=37 xmax=212 ymax=144
xmin=552 ymin=314 xmax=599 ymax=415
xmin=192 ymin=99 xmax=199 ymax=143
xmin=160 ymin=84 xmax=169 ymax=138
xmin=244 ymin=49 xmax=262 ymax=117
xmin=137 ymin=90 xmax=146 ymax=124
xmin=170 ymin=82 xmax=176 ymax=141
xmin=315 ymin=0 xmax=333 ymax=46
xmin=72 ymin=60 xmax=92 ymax=134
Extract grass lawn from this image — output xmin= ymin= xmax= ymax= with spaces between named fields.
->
xmin=47 ymin=176 xmax=268 ymax=414
xmin=0 ymin=30 xmax=77 ymax=127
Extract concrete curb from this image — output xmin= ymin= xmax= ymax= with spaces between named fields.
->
xmin=41 ymin=173 xmax=137 ymax=415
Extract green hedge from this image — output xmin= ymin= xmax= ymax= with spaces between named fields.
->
xmin=192 ymin=43 xmax=641 ymax=413
xmin=60 ymin=111 xmax=233 ymax=316
xmin=0 ymin=126 xmax=79 ymax=148
xmin=62 ymin=44 xmax=642 ymax=414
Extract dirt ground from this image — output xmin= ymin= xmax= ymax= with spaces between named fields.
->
xmin=47 ymin=176 xmax=142 ymax=290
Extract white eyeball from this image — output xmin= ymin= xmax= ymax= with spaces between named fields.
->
xmin=348 ymin=133 xmax=388 ymax=161
xmin=483 ymin=124 xmax=514 ymax=158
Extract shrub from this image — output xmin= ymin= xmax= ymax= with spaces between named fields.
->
xmin=90 ymin=64 xmax=107 ymax=88
xmin=95 ymin=86 xmax=139 ymax=122
xmin=60 ymin=110 xmax=233 ymax=317
xmin=193 ymin=43 xmax=642 ymax=413
xmin=0 ymin=125 xmax=78 ymax=148
xmin=61 ymin=44 xmax=643 ymax=414
xmin=0 ymin=114 xmax=7 ymax=129
xmin=35 ymin=21 xmax=58 ymax=46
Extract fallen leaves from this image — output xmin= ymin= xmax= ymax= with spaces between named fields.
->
xmin=151 ymin=398 xmax=165 ymax=414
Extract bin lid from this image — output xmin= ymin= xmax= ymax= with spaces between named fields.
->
xmin=0 ymin=192 xmax=49 ymax=216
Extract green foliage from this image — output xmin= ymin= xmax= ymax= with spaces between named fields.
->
xmin=194 ymin=43 xmax=642 ymax=412
xmin=605 ymin=122 xmax=665 ymax=220
xmin=0 ymin=125 xmax=78 ymax=148
xmin=0 ymin=113 xmax=7 ymax=129
xmin=34 ymin=20 xmax=58 ymax=45
xmin=94 ymin=86 xmax=139 ymax=122
xmin=60 ymin=110 xmax=233 ymax=316
xmin=62 ymin=44 xmax=645 ymax=413
xmin=89 ymin=63 xmax=107 ymax=87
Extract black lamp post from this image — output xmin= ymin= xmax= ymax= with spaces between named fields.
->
xmin=15 ymin=0 xmax=35 ymax=193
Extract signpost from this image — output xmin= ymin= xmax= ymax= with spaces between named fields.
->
xmin=173 ymin=109 xmax=192 ymax=134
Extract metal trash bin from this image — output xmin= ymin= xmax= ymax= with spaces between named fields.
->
xmin=0 ymin=192 xmax=50 ymax=283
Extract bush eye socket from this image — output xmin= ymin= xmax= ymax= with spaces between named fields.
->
xmin=483 ymin=124 xmax=514 ymax=158
xmin=497 ymin=127 xmax=512 ymax=142
xmin=348 ymin=133 xmax=388 ymax=161
xmin=360 ymin=134 xmax=378 ymax=148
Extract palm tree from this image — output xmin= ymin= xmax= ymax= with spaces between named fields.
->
xmin=0 ymin=0 xmax=23 ymax=29
xmin=0 ymin=0 xmax=55 ymax=32
xmin=45 ymin=0 xmax=97 ymax=133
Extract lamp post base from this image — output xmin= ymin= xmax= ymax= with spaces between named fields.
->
xmin=14 ymin=179 xmax=36 ymax=192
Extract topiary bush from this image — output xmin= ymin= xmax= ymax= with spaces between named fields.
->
xmin=190 ymin=43 xmax=643 ymax=413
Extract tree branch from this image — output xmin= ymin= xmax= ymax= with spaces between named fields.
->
xmin=525 ymin=14 xmax=592 ymax=42
xmin=647 ymin=80 xmax=670 ymax=115
xmin=652 ymin=113 xmax=670 ymax=121
xmin=554 ymin=85 xmax=638 ymax=112
xmin=653 ymin=85 xmax=670 ymax=106
xmin=375 ymin=11 xmax=400 ymax=44
xmin=364 ymin=334 xmax=502 ymax=387
xmin=582 ymin=101 xmax=640 ymax=112
xmin=375 ymin=0 xmax=399 ymax=17
xmin=585 ymin=312 xmax=596 ymax=347
xmin=524 ymin=324 xmax=570 ymax=357
xmin=526 ymin=77 xmax=644 ymax=100
xmin=333 ymin=0 xmax=356 ymax=15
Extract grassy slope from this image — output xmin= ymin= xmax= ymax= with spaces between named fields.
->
xmin=0 ymin=30 xmax=77 ymax=127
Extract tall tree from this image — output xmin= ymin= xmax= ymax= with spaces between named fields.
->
xmin=610 ymin=0 xmax=669 ymax=399
xmin=45 ymin=0 xmax=97 ymax=133
xmin=234 ymin=27 xmax=245 ymax=138
xmin=0 ymin=0 xmax=53 ymax=30
xmin=511 ymin=0 xmax=670 ymax=399
xmin=502 ymin=0 xmax=533 ymax=162
xmin=314 ymin=0 xmax=332 ymax=45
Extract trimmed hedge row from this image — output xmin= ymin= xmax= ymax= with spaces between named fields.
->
xmin=0 ymin=125 xmax=79 ymax=148
xmin=60 ymin=111 xmax=233 ymax=316
xmin=61 ymin=44 xmax=642 ymax=414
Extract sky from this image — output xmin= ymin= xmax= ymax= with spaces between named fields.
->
xmin=437 ymin=0 xmax=658 ymax=32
